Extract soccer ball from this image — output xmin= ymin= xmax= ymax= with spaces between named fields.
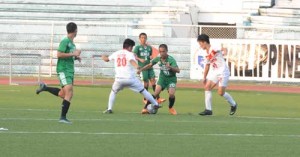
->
xmin=147 ymin=104 xmax=158 ymax=114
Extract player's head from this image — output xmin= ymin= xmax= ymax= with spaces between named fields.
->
xmin=139 ymin=33 xmax=147 ymax=45
xmin=159 ymin=44 xmax=168 ymax=59
xmin=197 ymin=34 xmax=210 ymax=49
xmin=66 ymin=22 xmax=77 ymax=37
xmin=123 ymin=38 xmax=135 ymax=52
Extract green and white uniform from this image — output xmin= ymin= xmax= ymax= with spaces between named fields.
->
xmin=151 ymin=55 xmax=178 ymax=90
xmin=56 ymin=37 xmax=76 ymax=87
xmin=133 ymin=45 xmax=155 ymax=82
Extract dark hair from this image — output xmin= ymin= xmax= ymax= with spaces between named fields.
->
xmin=159 ymin=44 xmax=168 ymax=51
xmin=123 ymin=38 xmax=135 ymax=49
xmin=139 ymin=32 xmax=147 ymax=38
xmin=66 ymin=22 xmax=77 ymax=34
xmin=197 ymin=34 xmax=210 ymax=44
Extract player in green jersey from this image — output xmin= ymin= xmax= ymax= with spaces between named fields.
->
xmin=133 ymin=33 xmax=165 ymax=104
xmin=36 ymin=22 xmax=81 ymax=124
xmin=138 ymin=44 xmax=180 ymax=115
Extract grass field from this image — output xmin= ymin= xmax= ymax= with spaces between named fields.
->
xmin=0 ymin=85 xmax=300 ymax=157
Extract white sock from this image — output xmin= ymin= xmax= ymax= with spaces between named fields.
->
xmin=108 ymin=90 xmax=116 ymax=110
xmin=141 ymin=90 xmax=158 ymax=106
xmin=223 ymin=92 xmax=236 ymax=106
xmin=205 ymin=91 xmax=212 ymax=111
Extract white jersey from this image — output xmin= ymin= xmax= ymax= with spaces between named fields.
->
xmin=204 ymin=46 xmax=230 ymax=77
xmin=109 ymin=49 xmax=137 ymax=79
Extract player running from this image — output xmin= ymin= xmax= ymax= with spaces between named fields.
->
xmin=133 ymin=33 xmax=165 ymax=104
xmin=101 ymin=38 xmax=160 ymax=114
xmin=197 ymin=34 xmax=237 ymax=116
xmin=36 ymin=22 xmax=81 ymax=124
xmin=138 ymin=44 xmax=180 ymax=115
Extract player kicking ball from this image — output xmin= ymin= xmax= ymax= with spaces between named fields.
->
xmin=133 ymin=33 xmax=165 ymax=104
xmin=138 ymin=44 xmax=180 ymax=115
xmin=197 ymin=34 xmax=237 ymax=116
xmin=101 ymin=39 xmax=160 ymax=114
xmin=36 ymin=22 xmax=81 ymax=124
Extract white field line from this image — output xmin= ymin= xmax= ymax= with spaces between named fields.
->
xmin=1 ymin=107 xmax=300 ymax=121
xmin=0 ymin=89 xmax=21 ymax=92
xmin=0 ymin=131 xmax=300 ymax=138
xmin=0 ymin=117 xmax=297 ymax=125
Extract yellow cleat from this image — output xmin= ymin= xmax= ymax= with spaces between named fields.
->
xmin=169 ymin=108 xmax=177 ymax=115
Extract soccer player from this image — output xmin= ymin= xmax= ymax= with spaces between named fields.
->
xmin=197 ymin=34 xmax=237 ymax=116
xmin=133 ymin=33 xmax=165 ymax=104
xmin=36 ymin=22 xmax=81 ymax=123
xmin=101 ymin=38 xmax=160 ymax=114
xmin=138 ymin=44 xmax=180 ymax=115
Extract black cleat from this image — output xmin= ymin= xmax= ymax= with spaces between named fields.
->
xmin=103 ymin=109 xmax=113 ymax=114
xmin=199 ymin=109 xmax=213 ymax=116
xmin=230 ymin=104 xmax=237 ymax=115
xmin=36 ymin=82 xmax=47 ymax=95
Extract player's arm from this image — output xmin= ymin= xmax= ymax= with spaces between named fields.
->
xmin=130 ymin=59 xmax=139 ymax=69
xmin=134 ymin=54 xmax=146 ymax=63
xmin=166 ymin=59 xmax=180 ymax=73
xmin=57 ymin=39 xmax=81 ymax=58
xmin=133 ymin=46 xmax=145 ymax=63
xmin=168 ymin=65 xmax=180 ymax=73
xmin=102 ymin=55 xmax=110 ymax=62
xmin=203 ymin=63 xmax=210 ymax=85
xmin=139 ymin=63 xmax=153 ymax=72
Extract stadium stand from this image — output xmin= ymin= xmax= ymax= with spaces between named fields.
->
xmin=248 ymin=0 xmax=300 ymax=39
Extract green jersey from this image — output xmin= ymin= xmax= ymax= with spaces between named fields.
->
xmin=56 ymin=37 xmax=76 ymax=74
xmin=151 ymin=55 xmax=178 ymax=79
xmin=133 ymin=45 xmax=152 ymax=67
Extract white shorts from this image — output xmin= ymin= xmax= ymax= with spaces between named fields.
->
xmin=112 ymin=78 xmax=144 ymax=93
xmin=207 ymin=72 xmax=230 ymax=87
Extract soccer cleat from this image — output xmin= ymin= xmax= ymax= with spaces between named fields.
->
xmin=199 ymin=109 xmax=213 ymax=116
xmin=230 ymin=104 xmax=237 ymax=115
xmin=36 ymin=82 xmax=47 ymax=94
xmin=103 ymin=109 xmax=113 ymax=114
xmin=141 ymin=108 xmax=149 ymax=114
xmin=157 ymin=98 xmax=166 ymax=104
xmin=169 ymin=108 xmax=177 ymax=115
xmin=59 ymin=118 xmax=72 ymax=124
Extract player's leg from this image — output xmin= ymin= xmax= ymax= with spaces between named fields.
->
xmin=199 ymin=75 xmax=217 ymax=116
xmin=142 ymin=70 xmax=149 ymax=104
xmin=167 ymin=83 xmax=177 ymax=115
xmin=128 ymin=78 xmax=162 ymax=114
xmin=149 ymin=69 xmax=165 ymax=103
xmin=36 ymin=82 xmax=63 ymax=98
xmin=218 ymin=76 xmax=237 ymax=115
xmin=57 ymin=72 xmax=73 ymax=123
xmin=104 ymin=80 xmax=122 ymax=114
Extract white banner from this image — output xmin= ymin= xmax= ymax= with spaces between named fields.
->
xmin=190 ymin=39 xmax=300 ymax=82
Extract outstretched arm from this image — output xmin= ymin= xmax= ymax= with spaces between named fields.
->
xmin=102 ymin=55 xmax=110 ymax=62
xmin=203 ymin=64 xmax=210 ymax=85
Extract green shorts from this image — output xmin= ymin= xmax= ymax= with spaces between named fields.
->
xmin=157 ymin=77 xmax=177 ymax=90
xmin=141 ymin=68 xmax=155 ymax=82
xmin=58 ymin=72 xmax=74 ymax=87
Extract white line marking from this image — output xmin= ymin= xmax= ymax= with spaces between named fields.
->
xmin=0 ymin=90 xmax=21 ymax=92
xmin=0 ymin=131 xmax=300 ymax=138
xmin=0 ymin=117 xmax=295 ymax=125
xmin=237 ymin=116 xmax=300 ymax=121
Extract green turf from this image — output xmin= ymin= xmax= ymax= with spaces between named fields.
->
xmin=0 ymin=85 xmax=300 ymax=157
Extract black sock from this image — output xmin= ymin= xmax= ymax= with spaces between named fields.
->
xmin=169 ymin=96 xmax=175 ymax=109
xmin=45 ymin=87 xmax=60 ymax=96
xmin=61 ymin=99 xmax=70 ymax=119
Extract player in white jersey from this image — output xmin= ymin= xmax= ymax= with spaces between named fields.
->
xmin=101 ymin=39 xmax=160 ymax=113
xmin=197 ymin=34 xmax=237 ymax=116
